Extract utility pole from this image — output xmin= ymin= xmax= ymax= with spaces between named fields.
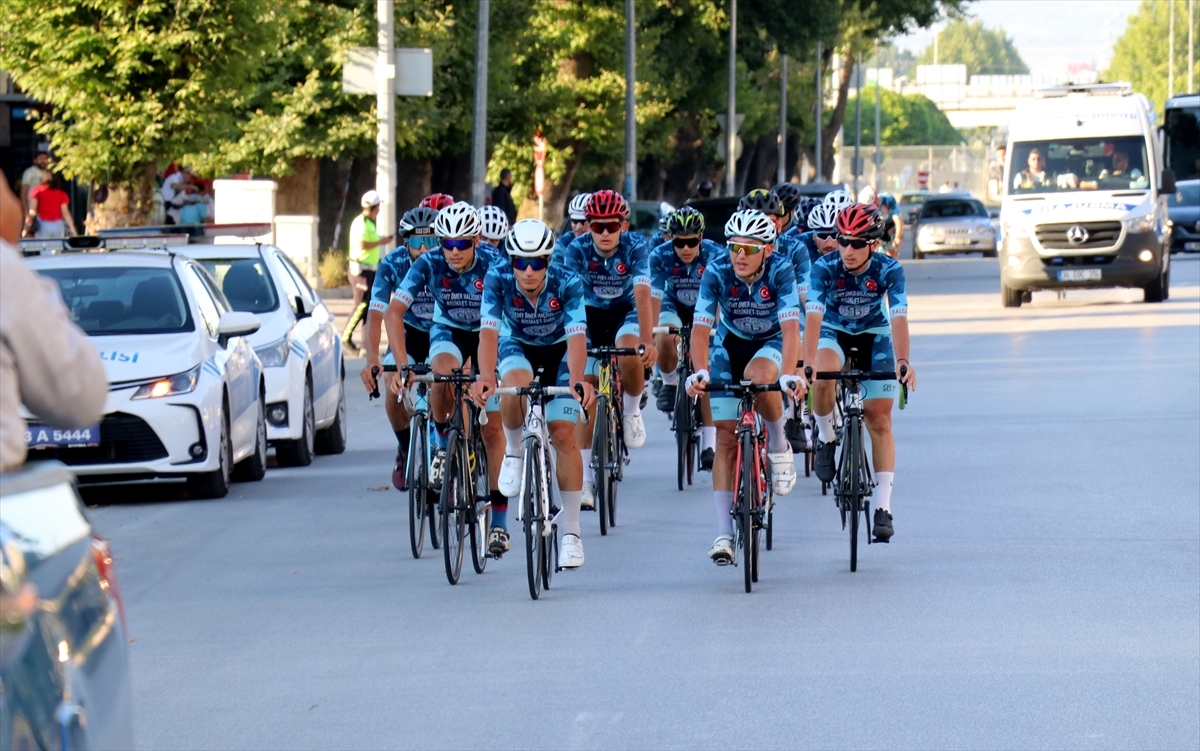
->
xmin=624 ymin=0 xmax=637 ymax=200
xmin=815 ymin=40 xmax=823 ymax=183
xmin=933 ymin=25 xmax=939 ymax=66
xmin=1169 ymin=0 xmax=1175 ymax=98
xmin=1189 ymin=0 xmax=1195 ymax=94
xmin=726 ymin=0 xmax=738 ymax=197
xmin=470 ymin=0 xmax=490 ymax=208
xmin=873 ymin=40 xmax=882 ymax=190
xmin=778 ymin=53 xmax=788 ymax=184
xmin=853 ymin=52 xmax=862 ymax=196
xmin=376 ymin=0 xmax=396 ymax=251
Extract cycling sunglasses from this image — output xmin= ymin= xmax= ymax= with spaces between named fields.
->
xmin=837 ymin=235 xmax=874 ymax=250
xmin=727 ymin=242 xmax=766 ymax=256
xmin=407 ymin=235 xmax=439 ymax=250
xmin=441 ymin=238 xmax=475 ymax=252
xmin=511 ymin=256 xmax=549 ymax=272
xmin=815 ymin=231 xmax=838 ymax=241
xmin=570 ymin=218 xmax=589 ymax=226
xmin=672 ymin=237 xmax=701 ymax=249
xmin=589 ymin=219 xmax=622 ymax=235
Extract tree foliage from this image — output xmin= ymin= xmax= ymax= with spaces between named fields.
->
xmin=1105 ymin=0 xmax=1200 ymax=119
xmin=846 ymin=85 xmax=961 ymax=145
xmin=915 ymin=18 xmax=1028 ymax=77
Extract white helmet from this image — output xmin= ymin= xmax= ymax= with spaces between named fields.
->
xmin=806 ymin=203 xmax=839 ymax=231
xmin=724 ymin=209 xmax=777 ymax=243
xmin=505 ymin=219 xmax=556 ymax=257
xmin=567 ymin=193 xmax=592 ymax=221
xmin=823 ymin=189 xmax=854 ymax=212
xmin=361 ymin=189 xmax=381 ymax=207
xmin=857 ymin=185 xmax=877 ymax=204
xmin=480 ymin=205 xmax=510 ymax=241
xmin=431 ymin=201 xmax=482 ymax=239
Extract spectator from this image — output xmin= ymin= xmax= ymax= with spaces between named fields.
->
xmin=695 ymin=180 xmax=714 ymax=198
xmin=19 ymin=151 xmax=50 ymax=215
xmin=0 ymin=177 xmax=107 ymax=474
xmin=178 ymin=180 xmax=213 ymax=225
xmin=938 ymin=181 xmax=952 ymax=193
xmin=24 ymin=171 xmax=77 ymax=239
xmin=341 ymin=190 xmax=394 ymax=352
xmin=161 ymin=167 xmax=202 ymax=224
xmin=491 ymin=169 xmax=517 ymax=224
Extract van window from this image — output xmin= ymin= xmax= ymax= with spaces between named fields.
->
xmin=1008 ymin=136 xmax=1149 ymax=194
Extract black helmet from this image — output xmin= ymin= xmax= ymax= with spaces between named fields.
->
xmin=697 ymin=180 xmax=714 ymax=198
xmin=399 ymin=206 xmax=439 ymax=237
xmin=738 ymin=188 xmax=786 ymax=217
xmin=795 ymin=197 xmax=824 ymax=230
xmin=666 ymin=206 xmax=705 ymax=236
xmin=771 ymin=182 xmax=803 ymax=213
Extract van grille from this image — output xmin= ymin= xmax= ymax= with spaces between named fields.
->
xmin=1035 ymin=221 xmax=1122 ymax=250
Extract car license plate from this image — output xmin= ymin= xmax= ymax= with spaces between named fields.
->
xmin=26 ymin=424 xmax=101 ymax=449
xmin=944 ymin=238 xmax=971 ymax=247
xmin=1058 ymin=269 xmax=1102 ymax=282
xmin=1185 ymin=241 xmax=1200 ymax=251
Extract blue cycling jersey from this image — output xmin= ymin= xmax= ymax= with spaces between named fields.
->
xmin=371 ymin=249 xmax=434 ymax=331
xmin=795 ymin=229 xmax=824 ymax=268
xmin=556 ymin=232 xmax=651 ymax=309
xmin=694 ymin=252 xmax=801 ymax=340
xmin=395 ymin=245 xmax=503 ymax=331
xmin=774 ymin=229 xmax=811 ymax=297
xmin=806 ymin=252 xmax=908 ymax=335
xmin=480 ymin=264 xmax=588 ymax=346
xmin=648 ymin=238 xmax=723 ymax=308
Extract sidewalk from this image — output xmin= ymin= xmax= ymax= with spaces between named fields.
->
xmin=320 ymin=288 xmax=386 ymax=359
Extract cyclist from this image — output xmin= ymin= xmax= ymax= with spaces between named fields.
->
xmin=685 ymin=209 xmax=804 ymax=564
xmin=649 ymin=206 xmax=722 ymax=468
xmin=556 ymin=193 xmax=592 ymax=253
xmin=384 ymin=201 xmax=505 ymax=511
xmin=740 ymin=189 xmax=809 ymax=304
xmin=800 ymin=202 xmax=842 ymax=266
xmin=419 ymin=193 xmax=455 ymax=210
xmin=362 ymin=205 xmax=439 ymax=490
xmin=804 ymin=203 xmax=917 ymax=542
xmin=770 ymin=182 xmax=803 ymax=236
xmin=473 ymin=219 xmax=596 ymax=566
xmin=649 ymin=212 xmax=671 ymax=248
xmin=479 ymin=205 xmax=510 ymax=256
xmin=858 ymin=185 xmax=903 ymax=258
xmin=557 ymin=189 xmax=657 ymax=508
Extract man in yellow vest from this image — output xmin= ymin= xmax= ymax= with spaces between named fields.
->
xmin=342 ymin=190 xmax=394 ymax=352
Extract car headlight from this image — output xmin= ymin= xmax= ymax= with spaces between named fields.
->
xmin=975 ymin=223 xmax=996 ymax=235
xmin=131 ymin=364 xmax=201 ymax=400
xmin=1125 ymin=211 xmax=1156 ymax=234
xmin=254 ymin=336 xmax=290 ymax=368
xmin=1003 ymin=221 xmax=1030 ymax=239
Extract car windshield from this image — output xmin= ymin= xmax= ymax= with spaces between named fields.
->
xmin=921 ymin=200 xmax=987 ymax=219
xmin=901 ymin=193 xmax=929 ymax=204
xmin=1167 ymin=182 xmax=1200 ymax=207
xmin=1009 ymin=136 xmax=1150 ymax=194
xmin=197 ymin=258 xmax=279 ymax=313
xmin=40 ymin=266 xmax=193 ymax=336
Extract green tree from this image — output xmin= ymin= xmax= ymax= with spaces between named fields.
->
xmin=1106 ymin=0 xmax=1200 ymax=119
xmin=916 ymin=18 xmax=1028 ymax=76
xmin=846 ymin=85 xmax=961 ymax=145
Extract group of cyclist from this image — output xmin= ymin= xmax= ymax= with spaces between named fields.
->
xmin=356 ymin=178 xmax=916 ymax=575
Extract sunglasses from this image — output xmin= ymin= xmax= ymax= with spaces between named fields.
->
xmin=673 ymin=237 xmax=701 ymax=249
xmin=589 ymin=220 xmax=622 ymax=235
xmin=837 ymin=235 xmax=874 ymax=249
xmin=441 ymin=238 xmax=475 ymax=252
xmin=727 ymin=242 xmax=766 ymax=256
xmin=570 ymin=218 xmax=589 ymax=226
xmin=511 ymin=256 xmax=549 ymax=272
xmin=407 ymin=235 xmax=439 ymax=250
xmin=815 ymin=231 xmax=838 ymax=241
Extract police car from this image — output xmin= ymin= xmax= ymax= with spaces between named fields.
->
xmin=182 ymin=244 xmax=346 ymax=465
xmin=23 ymin=243 xmax=267 ymax=499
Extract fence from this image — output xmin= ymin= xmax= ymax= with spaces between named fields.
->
xmin=862 ymin=144 xmax=1002 ymax=202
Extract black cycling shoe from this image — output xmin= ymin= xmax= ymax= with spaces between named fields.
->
xmin=487 ymin=526 xmax=510 ymax=557
xmin=873 ymin=508 xmax=894 ymax=542
xmin=640 ymin=392 xmax=648 ymax=410
xmin=785 ymin=418 xmax=808 ymax=454
xmin=700 ymin=447 xmax=715 ymax=471
xmin=814 ymin=438 xmax=837 ymax=483
xmin=650 ymin=375 xmax=662 ymax=397
xmin=656 ymin=383 xmax=677 ymax=413
xmin=392 ymin=446 xmax=407 ymax=491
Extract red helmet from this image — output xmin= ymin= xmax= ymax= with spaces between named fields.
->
xmin=419 ymin=193 xmax=455 ymax=210
xmin=585 ymin=189 xmax=629 ymax=219
xmin=835 ymin=203 xmax=885 ymax=240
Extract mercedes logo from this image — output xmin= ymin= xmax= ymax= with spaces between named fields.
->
xmin=1066 ymin=225 xmax=1089 ymax=245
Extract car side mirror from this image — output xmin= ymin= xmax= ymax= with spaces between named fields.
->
xmin=989 ymin=210 xmax=1000 ymax=219
xmin=293 ymin=295 xmax=313 ymax=320
xmin=1161 ymin=169 xmax=1177 ymax=196
xmin=216 ymin=311 xmax=261 ymax=348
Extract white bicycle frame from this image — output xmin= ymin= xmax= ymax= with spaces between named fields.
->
xmin=493 ymin=386 xmax=575 ymax=537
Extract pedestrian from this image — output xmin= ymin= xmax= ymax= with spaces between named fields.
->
xmin=0 ymin=177 xmax=106 ymax=474
xmin=19 ymin=151 xmax=49 ymax=216
xmin=695 ymin=180 xmax=714 ymax=199
xmin=24 ymin=170 xmax=77 ymax=239
xmin=491 ymin=168 xmax=517 ymax=225
xmin=341 ymin=189 xmax=394 ymax=353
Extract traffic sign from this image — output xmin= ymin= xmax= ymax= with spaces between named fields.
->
xmin=918 ymin=170 xmax=929 ymax=187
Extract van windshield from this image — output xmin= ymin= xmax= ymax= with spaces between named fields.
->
xmin=1008 ymin=136 xmax=1149 ymax=195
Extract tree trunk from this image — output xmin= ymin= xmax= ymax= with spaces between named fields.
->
xmin=276 ymin=157 xmax=320 ymax=216
xmin=87 ymin=161 xmax=157 ymax=232
xmin=819 ymin=47 xmax=855 ymax=182
xmin=661 ymin=120 xmax=706 ymax=207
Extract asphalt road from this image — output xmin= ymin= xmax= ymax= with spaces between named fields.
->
xmin=86 ymin=255 xmax=1200 ymax=750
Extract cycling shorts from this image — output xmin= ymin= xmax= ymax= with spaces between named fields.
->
xmin=585 ymin=302 xmax=640 ymax=376
xmin=498 ymin=338 xmax=580 ymax=424
xmin=709 ymin=332 xmax=784 ymax=421
xmin=658 ymin=299 xmax=694 ymax=330
xmin=817 ymin=329 xmax=898 ymax=403
xmin=429 ymin=323 xmax=499 ymax=411
xmin=404 ymin=323 xmax=430 ymax=364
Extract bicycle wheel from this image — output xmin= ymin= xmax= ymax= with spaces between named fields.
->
xmin=675 ymin=382 xmax=692 ymax=491
xmin=740 ymin=431 xmax=757 ymax=593
xmin=469 ymin=430 xmax=489 ymax=574
xmin=408 ymin=415 xmax=428 ymax=559
xmin=440 ymin=431 xmax=466 ymax=585
xmin=523 ymin=440 xmax=544 ymax=600
xmin=606 ymin=401 xmax=620 ymax=529
xmin=593 ymin=396 xmax=610 ymax=536
xmin=845 ymin=416 xmax=862 ymax=573
xmin=428 ymin=486 xmax=442 ymax=549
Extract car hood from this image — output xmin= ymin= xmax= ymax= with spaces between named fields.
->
xmin=1167 ymin=204 xmax=1200 ymax=224
xmin=242 ymin=311 xmax=292 ymax=348
xmin=92 ymin=333 xmax=205 ymax=384
xmin=918 ymin=216 xmax=991 ymax=230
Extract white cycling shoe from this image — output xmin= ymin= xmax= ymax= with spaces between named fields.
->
xmin=708 ymin=534 xmax=734 ymax=565
xmin=560 ymin=534 xmax=585 ymax=568
xmin=623 ymin=412 xmax=647 ymax=449
xmin=581 ymin=480 xmax=596 ymax=509
xmin=769 ymin=451 xmax=797 ymax=495
xmin=497 ymin=454 xmax=523 ymax=497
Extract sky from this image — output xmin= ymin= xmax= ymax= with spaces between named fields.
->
xmin=893 ymin=0 xmax=1143 ymax=76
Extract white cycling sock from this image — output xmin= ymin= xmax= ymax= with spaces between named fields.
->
xmin=765 ymin=416 xmax=789 ymax=453
xmin=714 ymin=490 xmax=735 ymax=537
xmin=874 ymin=472 xmax=893 ymax=513
xmin=815 ymin=410 xmax=837 ymax=444
xmin=503 ymin=425 xmax=523 ymax=457
xmin=661 ymin=369 xmax=679 ymax=385
xmin=581 ymin=448 xmax=593 ymax=484
xmin=701 ymin=426 xmax=716 ymax=451
xmin=560 ymin=490 xmax=582 ymax=537
xmin=623 ymin=391 xmax=642 ymax=416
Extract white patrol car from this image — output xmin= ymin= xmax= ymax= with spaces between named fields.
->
xmin=23 ymin=245 xmax=267 ymax=499
xmin=182 ymin=244 xmax=346 ymax=465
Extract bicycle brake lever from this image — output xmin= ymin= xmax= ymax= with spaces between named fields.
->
xmin=369 ymin=365 xmax=381 ymax=400
xmin=575 ymin=384 xmax=590 ymax=424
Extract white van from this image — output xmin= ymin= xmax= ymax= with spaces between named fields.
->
xmin=998 ymin=83 xmax=1176 ymax=307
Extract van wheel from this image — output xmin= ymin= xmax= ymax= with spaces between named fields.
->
xmin=1144 ymin=261 xmax=1168 ymax=303
xmin=1001 ymin=282 xmax=1023 ymax=308
xmin=276 ymin=378 xmax=315 ymax=467
xmin=982 ymin=249 xmax=998 ymax=258
xmin=187 ymin=404 xmax=231 ymax=499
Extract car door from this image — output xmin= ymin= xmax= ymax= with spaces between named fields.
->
xmin=272 ymin=251 xmax=339 ymax=421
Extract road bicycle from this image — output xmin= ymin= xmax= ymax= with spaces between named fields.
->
xmin=379 ymin=363 xmax=441 ymax=558
xmin=653 ymin=325 xmax=701 ymax=490
xmin=493 ymin=379 xmax=587 ymax=600
xmin=587 ymin=345 xmax=640 ymax=535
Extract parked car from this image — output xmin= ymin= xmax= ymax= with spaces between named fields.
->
xmin=898 ymin=190 xmax=931 ymax=225
xmin=1166 ymin=181 xmax=1200 ymax=254
xmin=22 ymin=243 xmax=265 ymax=499
xmin=913 ymin=196 xmax=998 ymax=259
xmin=1 ymin=462 xmax=134 ymax=750
xmin=183 ymin=244 xmax=347 ymax=465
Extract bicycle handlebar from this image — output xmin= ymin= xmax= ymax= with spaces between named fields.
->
xmin=587 ymin=345 xmax=644 ymax=357
xmin=652 ymin=325 xmax=688 ymax=335
xmin=408 ymin=372 xmax=479 ymax=384
xmin=812 ymin=370 xmax=897 ymax=381
xmin=701 ymin=380 xmax=788 ymax=394
xmin=491 ymin=383 xmax=589 ymax=423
